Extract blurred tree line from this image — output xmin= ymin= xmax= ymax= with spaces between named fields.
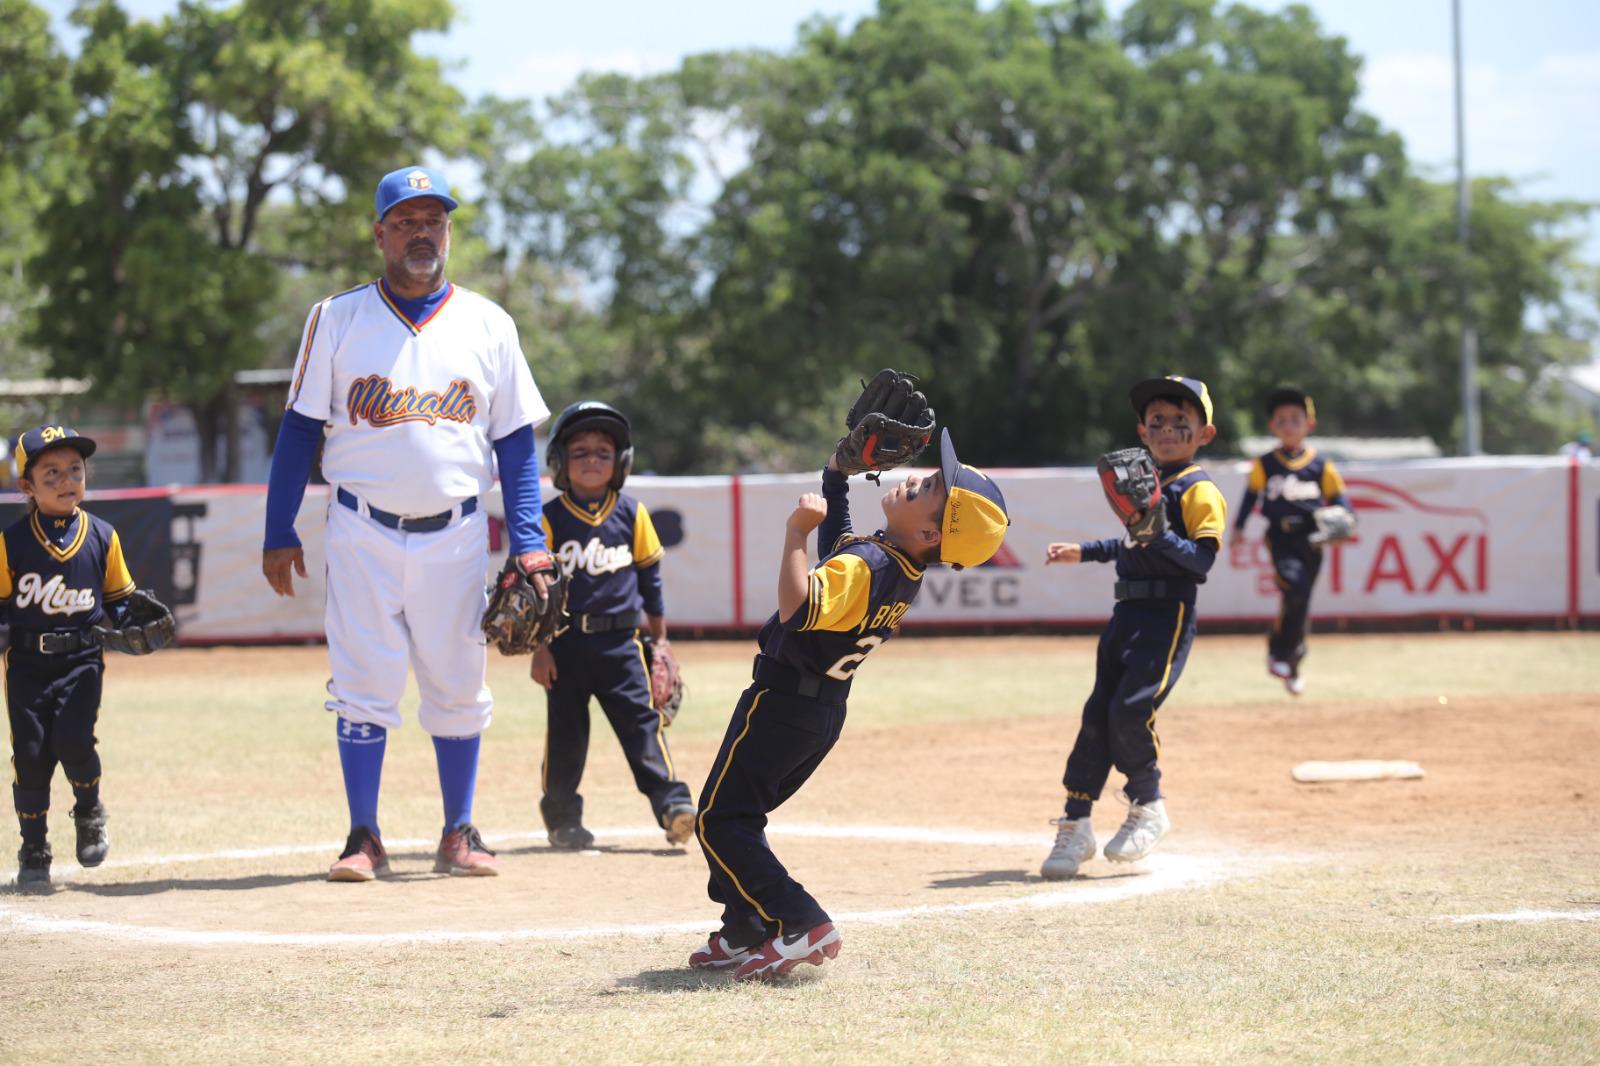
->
xmin=2 ymin=0 xmax=1594 ymax=478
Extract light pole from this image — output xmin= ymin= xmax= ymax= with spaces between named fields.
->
xmin=1453 ymin=0 xmax=1481 ymax=455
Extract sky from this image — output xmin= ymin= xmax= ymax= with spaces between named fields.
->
xmin=38 ymin=0 xmax=1600 ymax=209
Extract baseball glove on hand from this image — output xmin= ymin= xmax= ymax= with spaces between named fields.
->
xmin=94 ymin=589 xmax=177 ymax=655
xmin=1097 ymin=447 xmax=1167 ymax=547
xmin=641 ymin=635 xmax=685 ymax=724
xmin=1309 ymin=505 xmax=1357 ymax=546
xmin=482 ymin=551 xmax=567 ymax=655
xmin=834 ymin=369 xmax=936 ymax=482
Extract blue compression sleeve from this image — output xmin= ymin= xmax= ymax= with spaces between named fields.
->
xmin=638 ymin=561 xmax=666 ymax=617
xmin=264 ymin=411 xmax=324 ymax=550
xmin=1149 ymin=531 xmax=1219 ymax=577
xmin=1234 ymin=489 xmax=1259 ymax=532
xmin=493 ymin=425 xmax=546 ymax=556
xmin=817 ymin=465 xmax=853 ymax=556
xmin=1078 ymin=537 xmax=1122 ymax=563
xmin=1328 ymin=491 xmax=1352 ymax=511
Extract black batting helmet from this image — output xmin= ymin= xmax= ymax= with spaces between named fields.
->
xmin=546 ymin=401 xmax=634 ymax=492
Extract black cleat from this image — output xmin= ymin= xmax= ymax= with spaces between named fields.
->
xmin=74 ymin=803 xmax=109 ymax=867
xmin=548 ymin=825 xmax=596 ymax=850
xmin=16 ymin=841 xmax=52 ymax=893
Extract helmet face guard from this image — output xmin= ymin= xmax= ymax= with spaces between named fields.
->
xmin=547 ymin=401 xmax=634 ymax=492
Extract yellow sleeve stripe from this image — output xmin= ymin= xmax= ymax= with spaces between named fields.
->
xmin=1321 ymin=460 xmax=1346 ymax=499
xmin=800 ymin=553 xmax=873 ymax=632
xmin=103 ymin=529 xmax=136 ymax=595
xmin=633 ymin=501 xmax=665 ymax=568
xmin=287 ymin=303 xmax=323 ymax=408
xmin=1248 ymin=459 xmax=1266 ymax=492
xmin=1181 ymin=480 xmax=1228 ymax=541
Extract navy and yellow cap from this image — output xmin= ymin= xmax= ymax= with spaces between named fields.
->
xmin=937 ymin=429 xmax=1010 ymax=570
xmin=375 ymin=166 xmax=459 ymax=220
xmin=1265 ymin=386 xmax=1315 ymax=421
xmin=14 ymin=425 xmax=96 ymax=478
xmin=1130 ymin=375 xmax=1214 ymax=427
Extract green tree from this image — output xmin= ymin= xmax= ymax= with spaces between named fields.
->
xmin=28 ymin=0 xmax=463 ymax=480
xmin=0 ymin=0 xmax=75 ymax=425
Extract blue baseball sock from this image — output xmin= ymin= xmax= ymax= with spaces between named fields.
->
xmin=433 ymin=734 xmax=481 ymax=833
xmin=336 ymin=718 xmax=387 ymax=836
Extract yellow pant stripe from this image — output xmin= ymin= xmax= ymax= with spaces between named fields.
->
xmin=632 ymin=632 xmax=674 ymax=778
xmin=696 ymin=689 xmax=782 ymax=935
xmin=1149 ymin=602 xmax=1187 ymax=758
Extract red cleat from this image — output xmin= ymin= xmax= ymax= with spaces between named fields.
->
xmin=733 ymin=923 xmax=842 ymax=981
xmin=328 ymin=827 xmax=391 ymax=882
xmin=688 ymin=932 xmax=756 ymax=971
xmin=434 ymin=823 xmax=499 ymax=877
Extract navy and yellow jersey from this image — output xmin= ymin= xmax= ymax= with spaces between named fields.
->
xmin=757 ymin=534 xmax=925 ymax=679
xmin=1081 ymin=462 xmax=1228 ymax=584
xmin=0 ymin=509 xmax=136 ymax=632
xmin=540 ymin=490 xmax=665 ymax=617
xmin=1233 ymin=448 xmax=1349 ymax=535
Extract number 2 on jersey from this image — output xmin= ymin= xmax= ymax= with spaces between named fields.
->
xmin=824 ymin=635 xmax=885 ymax=681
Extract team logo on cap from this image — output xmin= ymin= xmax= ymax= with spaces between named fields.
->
xmin=407 ymin=170 xmax=432 ymax=191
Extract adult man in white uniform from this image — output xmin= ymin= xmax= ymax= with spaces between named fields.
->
xmin=263 ymin=165 xmax=556 ymax=881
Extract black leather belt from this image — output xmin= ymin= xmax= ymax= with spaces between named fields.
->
xmin=12 ymin=629 xmax=99 ymax=654
xmin=752 ymin=654 xmax=851 ymax=703
xmin=571 ymin=611 xmax=639 ymax=635
xmin=1114 ymin=579 xmax=1196 ymax=602
xmin=337 ymin=487 xmax=477 ymax=533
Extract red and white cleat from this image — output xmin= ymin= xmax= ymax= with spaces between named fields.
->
xmin=733 ymin=923 xmax=843 ymax=981
xmin=688 ymin=932 xmax=756 ymax=971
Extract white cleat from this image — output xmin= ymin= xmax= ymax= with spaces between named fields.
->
xmin=1041 ymin=817 xmax=1097 ymax=881
xmin=1285 ymin=674 xmax=1305 ymax=697
xmin=1103 ymin=798 xmax=1170 ymax=863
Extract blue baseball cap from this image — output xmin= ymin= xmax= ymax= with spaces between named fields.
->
xmin=937 ymin=429 xmax=1010 ymax=569
xmin=1130 ymin=375 xmax=1215 ymax=427
xmin=14 ymin=424 xmax=96 ymax=478
xmin=374 ymin=166 xmax=459 ymax=220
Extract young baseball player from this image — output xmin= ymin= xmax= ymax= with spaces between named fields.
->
xmin=1232 ymin=387 xmax=1352 ymax=696
xmin=689 ymin=429 xmax=1009 ymax=981
xmin=529 ymin=400 xmax=696 ymax=849
xmin=263 ymin=165 xmax=555 ymax=882
xmin=1040 ymin=376 xmax=1227 ymax=881
xmin=3 ymin=426 xmax=172 ymax=891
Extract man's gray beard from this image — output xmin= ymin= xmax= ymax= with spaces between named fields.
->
xmin=402 ymin=248 xmax=447 ymax=280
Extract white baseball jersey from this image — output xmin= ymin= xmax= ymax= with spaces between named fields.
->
xmin=285 ymin=280 xmax=548 ymax=515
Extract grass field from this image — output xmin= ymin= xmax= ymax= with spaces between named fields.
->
xmin=2 ymin=632 xmax=1597 ymax=1064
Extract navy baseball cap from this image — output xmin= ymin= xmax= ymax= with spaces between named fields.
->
xmin=1264 ymin=386 xmax=1315 ymax=420
xmin=1130 ymin=375 xmax=1214 ymax=427
xmin=14 ymin=424 xmax=96 ymax=478
xmin=374 ymin=166 xmax=459 ymax=220
xmin=937 ymin=429 xmax=1010 ymax=569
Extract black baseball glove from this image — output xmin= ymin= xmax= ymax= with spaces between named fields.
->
xmin=834 ymin=369 xmax=936 ymax=482
xmin=482 ymin=551 xmax=567 ymax=655
xmin=94 ymin=589 xmax=177 ymax=655
xmin=1309 ymin=505 xmax=1357 ymax=546
xmin=1097 ymin=447 xmax=1167 ymax=547
xmin=641 ymin=635 xmax=685 ymax=725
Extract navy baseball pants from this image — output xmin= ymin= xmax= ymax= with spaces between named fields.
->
xmin=696 ymin=684 xmax=845 ymax=948
xmin=540 ymin=628 xmax=690 ymax=832
xmin=1063 ymin=598 xmax=1196 ymax=816
xmin=6 ymin=648 xmax=104 ymax=846
xmin=1267 ymin=531 xmax=1323 ymax=667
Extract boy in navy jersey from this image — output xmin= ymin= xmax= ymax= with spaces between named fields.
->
xmin=1040 ymin=377 xmax=1227 ymax=881
xmin=1233 ymin=387 xmax=1351 ymax=696
xmin=530 ymin=402 xmax=696 ymax=849
xmin=688 ymin=429 xmax=1009 ymax=981
xmin=3 ymin=426 xmax=139 ymax=891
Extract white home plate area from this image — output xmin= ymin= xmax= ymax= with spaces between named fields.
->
xmin=0 ymin=823 xmax=1268 ymax=947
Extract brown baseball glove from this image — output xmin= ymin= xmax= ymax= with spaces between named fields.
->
xmin=641 ymin=635 xmax=685 ymax=724
xmin=1097 ymin=447 xmax=1167 ymax=547
xmin=834 ymin=369 xmax=936 ymax=482
xmin=481 ymin=551 xmax=567 ymax=655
